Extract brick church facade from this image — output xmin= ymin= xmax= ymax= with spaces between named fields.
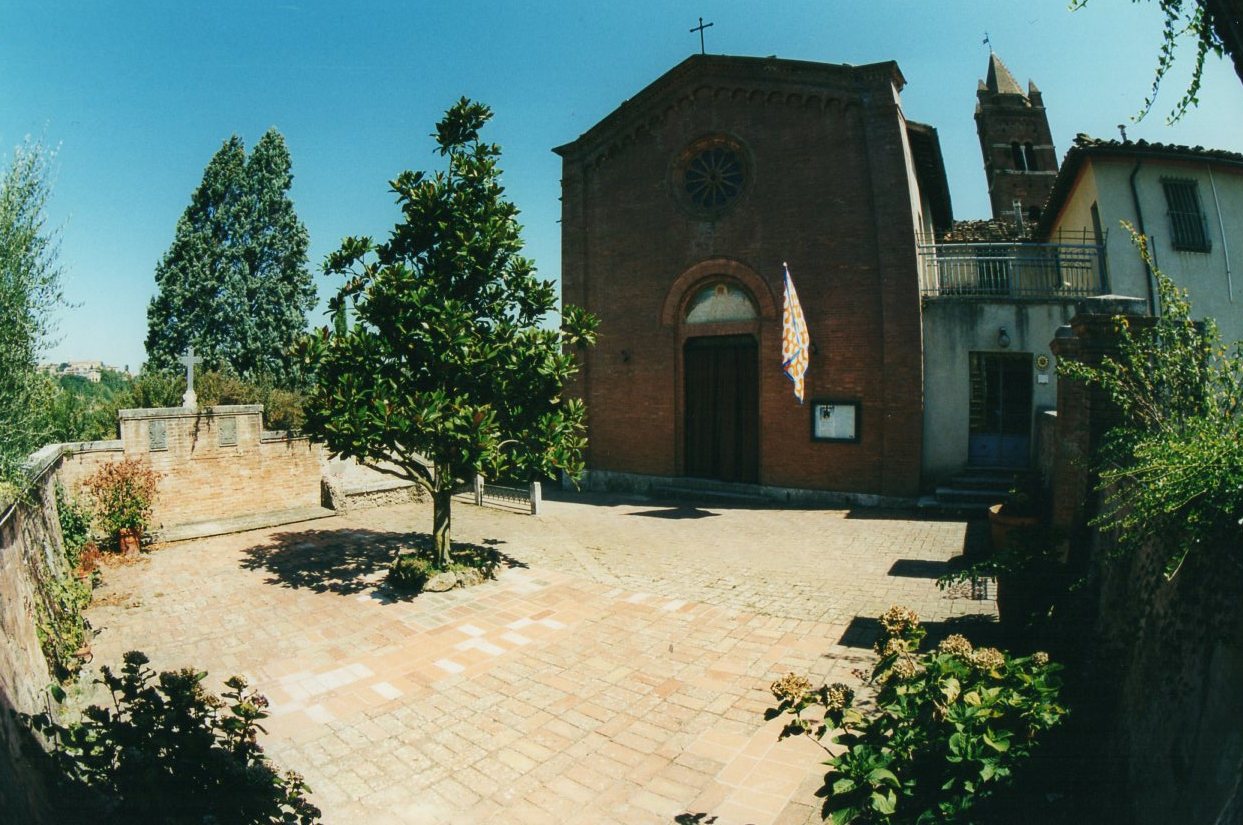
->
xmin=556 ymin=55 xmax=952 ymax=499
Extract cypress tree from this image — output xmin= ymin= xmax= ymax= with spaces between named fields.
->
xmin=145 ymin=129 xmax=313 ymax=383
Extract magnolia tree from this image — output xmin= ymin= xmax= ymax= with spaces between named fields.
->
xmin=301 ymin=99 xmax=597 ymax=568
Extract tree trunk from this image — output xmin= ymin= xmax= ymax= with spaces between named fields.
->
xmin=1207 ymin=0 xmax=1243 ymax=86
xmin=432 ymin=484 xmax=453 ymax=569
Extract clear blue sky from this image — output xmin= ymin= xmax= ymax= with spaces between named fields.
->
xmin=3 ymin=0 xmax=1239 ymax=372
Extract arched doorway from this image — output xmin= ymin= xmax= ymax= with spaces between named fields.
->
xmin=681 ymin=282 xmax=760 ymax=483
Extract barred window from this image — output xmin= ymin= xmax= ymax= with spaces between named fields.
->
xmin=1162 ymin=178 xmax=1211 ymax=253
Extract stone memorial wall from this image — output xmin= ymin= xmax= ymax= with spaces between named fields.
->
xmin=58 ymin=405 xmax=322 ymax=533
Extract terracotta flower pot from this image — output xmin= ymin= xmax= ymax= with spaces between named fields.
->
xmin=118 ymin=527 xmax=141 ymax=556
xmin=987 ymin=503 xmax=1039 ymax=553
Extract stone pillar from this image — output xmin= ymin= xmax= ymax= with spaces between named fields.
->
xmin=529 ymin=481 xmax=542 ymax=516
xmin=1049 ymin=296 xmax=1150 ymax=548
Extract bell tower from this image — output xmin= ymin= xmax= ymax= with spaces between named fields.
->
xmin=974 ymin=53 xmax=1058 ymax=225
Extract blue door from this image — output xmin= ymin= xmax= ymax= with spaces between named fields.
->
xmin=967 ymin=352 xmax=1032 ymax=468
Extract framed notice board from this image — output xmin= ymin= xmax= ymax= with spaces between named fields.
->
xmin=810 ymin=399 xmax=860 ymax=443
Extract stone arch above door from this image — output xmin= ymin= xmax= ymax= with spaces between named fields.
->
xmin=660 ymin=258 xmax=777 ymax=327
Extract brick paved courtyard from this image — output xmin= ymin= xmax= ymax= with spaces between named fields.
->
xmin=81 ymin=492 xmax=994 ymax=824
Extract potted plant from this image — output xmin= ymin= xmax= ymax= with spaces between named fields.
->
xmin=82 ymin=458 xmax=160 ymax=555
xmin=987 ymin=476 xmax=1042 ymax=554
xmin=940 ymin=520 xmax=1064 ymax=638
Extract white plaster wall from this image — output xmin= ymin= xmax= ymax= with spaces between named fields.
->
xmin=921 ymin=300 xmax=1076 ymax=483
xmin=1051 ymin=158 xmax=1243 ymax=345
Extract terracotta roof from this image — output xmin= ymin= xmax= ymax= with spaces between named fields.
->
xmin=1035 ymin=134 xmax=1243 ymax=237
xmin=938 ymin=218 xmax=1029 ymax=243
xmin=1068 ymin=134 xmax=1243 ymax=164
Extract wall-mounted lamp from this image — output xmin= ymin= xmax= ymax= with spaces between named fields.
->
xmin=997 ymin=327 xmax=1011 ymax=349
xmin=620 ymin=349 xmax=631 ymax=363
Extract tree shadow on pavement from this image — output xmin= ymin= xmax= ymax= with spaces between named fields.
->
xmin=239 ymin=528 xmax=526 ymax=596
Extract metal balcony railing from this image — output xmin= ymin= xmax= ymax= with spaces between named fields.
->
xmin=918 ymin=233 xmax=1106 ymax=300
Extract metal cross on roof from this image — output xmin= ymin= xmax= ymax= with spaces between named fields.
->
xmin=690 ymin=17 xmax=714 ymax=55
xmin=178 ymin=346 xmax=203 ymax=409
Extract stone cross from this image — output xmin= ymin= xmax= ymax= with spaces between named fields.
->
xmin=690 ymin=17 xmax=713 ymax=55
xmin=178 ymin=346 xmax=203 ymax=409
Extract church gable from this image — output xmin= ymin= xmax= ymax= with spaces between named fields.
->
xmin=554 ymin=54 xmax=903 ymax=168
xmin=558 ymin=54 xmax=929 ymax=498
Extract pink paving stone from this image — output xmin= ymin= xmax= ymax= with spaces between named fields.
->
xmin=79 ymin=492 xmax=993 ymax=821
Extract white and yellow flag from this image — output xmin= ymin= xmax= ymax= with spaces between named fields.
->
xmin=781 ymin=262 xmax=811 ymax=403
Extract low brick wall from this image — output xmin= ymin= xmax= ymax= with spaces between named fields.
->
xmin=0 ymin=404 xmax=330 ymax=821
xmin=1090 ymin=528 xmax=1243 ymax=824
xmin=0 ymin=447 xmax=66 ymax=823
xmin=1048 ymin=297 xmax=1243 ymax=823
xmin=56 ymin=405 xmax=325 ymax=532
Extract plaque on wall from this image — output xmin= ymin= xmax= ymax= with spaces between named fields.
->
xmin=811 ymin=400 xmax=860 ymax=443
xmin=148 ymin=419 xmax=167 ymax=451
xmin=218 ymin=416 xmax=238 ymax=447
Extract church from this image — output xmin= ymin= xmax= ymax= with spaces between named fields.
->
xmin=555 ymin=52 xmax=1070 ymax=501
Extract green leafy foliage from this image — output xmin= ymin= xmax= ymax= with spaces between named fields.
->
xmin=82 ymin=458 xmax=160 ymax=538
xmin=146 ymin=129 xmax=315 ymax=384
xmin=387 ymin=552 xmax=435 ymax=593
xmin=25 ymin=483 xmax=96 ymax=682
xmin=55 ymin=481 xmax=94 ymax=569
xmin=0 ymin=141 xmax=63 ymax=488
xmin=48 ymin=369 xmax=132 ymax=443
xmin=34 ymin=572 xmax=91 ymax=682
xmin=769 ymin=607 xmax=1066 ymax=824
xmin=48 ymin=367 xmax=308 ymax=442
xmin=1059 ymin=232 xmax=1243 ymax=578
xmin=1071 ymin=0 xmax=1242 ymax=123
xmin=301 ymin=99 xmax=597 ymax=567
xmin=24 ymin=651 xmax=321 ymax=823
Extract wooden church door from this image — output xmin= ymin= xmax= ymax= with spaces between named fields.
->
xmin=683 ymin=335 xmax=759 ymax=483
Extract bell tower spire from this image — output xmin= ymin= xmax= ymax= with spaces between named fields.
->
xmin=974 ymin=53 xmax=1058 ymax=226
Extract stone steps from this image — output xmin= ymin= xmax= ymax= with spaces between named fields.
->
xmin=922 ymin=467 xmax=1034 ymax=514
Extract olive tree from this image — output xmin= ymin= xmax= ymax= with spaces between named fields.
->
xmin=0 ymin=141 xmax=63 ymax=488
xmin=301 ymin=99 xmax=596 ymax=568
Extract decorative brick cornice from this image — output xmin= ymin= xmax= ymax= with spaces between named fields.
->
xmin=554 ymin=54 xmax=903 ymax=168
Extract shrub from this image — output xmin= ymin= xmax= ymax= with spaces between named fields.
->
xmin=34 ymin=573 xmax=91 ymax=681
xmin=1059 ymin=231 xmax=1243 ymax=578
xmin=30 ymin=483 xmax=97 ymax=681
xmin=387 ymin=552 xmax=434 ymax=593
xmin=769 ymin=606 xmax=1067 ymax=824
xmin=25 ymin=651 xmax=321 ymax=824
xmin=82 ymin=458 xmax=160 ymax=539
xmin=55 ymin=481 xmax=93 ymax=569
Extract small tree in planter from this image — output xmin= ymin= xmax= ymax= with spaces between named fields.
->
xmin=82 ymin=458 xmax=160 ymax=553
xmin=301 ymin=98 xmax=597 ymax=570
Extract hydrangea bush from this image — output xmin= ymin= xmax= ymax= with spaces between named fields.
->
xmin=769 ymin=606 xmax=1066 ymax=824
